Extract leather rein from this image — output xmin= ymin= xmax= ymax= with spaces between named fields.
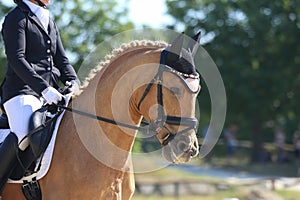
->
xmin=58 ymin=50 xmax=199 ymax=146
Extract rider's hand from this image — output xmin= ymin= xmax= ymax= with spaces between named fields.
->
xmin=41 ymin=86 xmax=63 ymax=104
xmin=65 ymin=80 xmax=80 ymax=93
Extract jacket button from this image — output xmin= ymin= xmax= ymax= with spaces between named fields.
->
xmin=48 ymin=58 xmax=51 ymax=62
xmin=47 ymin=67 xmax=51 ymax=71
xmin=47 ymin=40 xmax=51 ymax=44
xmin=47 ymin=49 xmax=50 ymax=53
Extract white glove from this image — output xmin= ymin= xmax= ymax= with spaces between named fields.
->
xmin=41 ymin=86 xmax=63 ymax=104
xmin=65 ymin=80 xmax=80 ymax=93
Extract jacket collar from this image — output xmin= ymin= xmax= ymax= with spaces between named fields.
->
xmin=18 ymin=2 xmax=50 ymax=35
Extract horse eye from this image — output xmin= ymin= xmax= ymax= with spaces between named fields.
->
xmin=170 ymin=87 xmax=181 ymax=94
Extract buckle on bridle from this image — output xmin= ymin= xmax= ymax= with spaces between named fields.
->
xmin=149 ymin=118 xmax=165 ymax=133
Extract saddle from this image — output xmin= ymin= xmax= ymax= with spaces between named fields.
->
xmin=0 ymin=103 xmax=64 ymax=200
xmin=0 ymin=105 xmax=63 ymax=179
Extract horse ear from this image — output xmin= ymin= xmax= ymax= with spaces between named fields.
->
xmin=187 ymin=31 xmax=201 ymax=57
xmin=166 ymin=33 xmax=184 ymax=62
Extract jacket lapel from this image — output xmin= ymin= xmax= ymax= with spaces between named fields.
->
xmin=18 ymin=2 xmax=50 ymax=36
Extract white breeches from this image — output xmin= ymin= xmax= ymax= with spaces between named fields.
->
xmin=3 ymin=95 xmax=43 ymax=150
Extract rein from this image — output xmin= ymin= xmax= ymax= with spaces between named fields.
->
xmin=58 ymin=104 xmax=198 ymax=146
xmin=57 ymin=104 xmax=149 ymax=133
xmin=58 ymin=49 xmax=199 ymax=146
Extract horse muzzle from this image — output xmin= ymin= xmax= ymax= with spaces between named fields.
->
xmin=162 ymin=130 xmax=199 ymax=164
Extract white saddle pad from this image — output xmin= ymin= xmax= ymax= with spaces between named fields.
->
xmin=0 ymin=96 xmax=70 ymax=183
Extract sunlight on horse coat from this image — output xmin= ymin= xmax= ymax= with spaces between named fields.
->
xmin=3 ymin=33 xmax=201 ymax=199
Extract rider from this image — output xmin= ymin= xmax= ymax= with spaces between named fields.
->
xmin=0 ymin=0 xmax=78 ymax=193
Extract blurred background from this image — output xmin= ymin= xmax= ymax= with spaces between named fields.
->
xmin=1 ymin=0 xmax=300 ymax=199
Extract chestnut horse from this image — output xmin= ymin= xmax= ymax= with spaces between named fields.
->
xmin=2 ymin=32 xmax=201 ymax=199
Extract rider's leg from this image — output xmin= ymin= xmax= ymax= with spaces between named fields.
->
xmin=3 ymin=95 xmax=43 ymax=150
xmin=0 ymin=95 xmax=43 ymax=193
xmin=0 ymin=132 xmax=18 ymax=193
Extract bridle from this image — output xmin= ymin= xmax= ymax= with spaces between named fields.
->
xmin=136 ymin=50 xmax=199 ymax=146
xmin=57 ymin=49 xmax=200 ymax=146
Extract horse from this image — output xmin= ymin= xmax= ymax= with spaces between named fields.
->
xmin=2 ymin=32 xmax=201 ymax=199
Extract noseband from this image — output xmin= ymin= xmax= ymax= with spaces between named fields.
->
xmin=137 ymin=50 xmax=199 ymax=146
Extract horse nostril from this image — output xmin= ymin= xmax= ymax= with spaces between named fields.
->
xmin=193 ymin=141 xmax=199 ymax=149
xmin=190 ymin=148 xmax=198 ymax=157
xmin=190 ymin=141 xmax=199 ymax=157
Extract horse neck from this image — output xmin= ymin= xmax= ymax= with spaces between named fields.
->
xmin=68 ymin=47 xmax=162 ymax=169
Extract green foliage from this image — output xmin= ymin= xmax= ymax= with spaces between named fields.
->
xmin=165 ymin=0 xmax=300 ymax=161
xmin=0 ymin=0 xmax=134 ymax=77
xmin=50 ymin=0 xmax=134 ymax=69
xmin=165 ymin=1 xmax=300 ymax=136
xmin=0 ymin=2 xmax=12 ymax=82
xmin=133 ymin=135 xmax=161 ymax=153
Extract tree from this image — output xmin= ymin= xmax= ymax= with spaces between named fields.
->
xmin=165 ymin=0 xmax=300 ymax=162
xmin=50 ymin=0 xmax=133 ymax=69
xmin=0 ymin=1 xmax=13 ymax=81
xmin=0 ymin=0 xmax=134 ymax=80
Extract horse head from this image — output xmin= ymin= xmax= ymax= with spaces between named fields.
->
xmin=137 ymin=32 xmax=201 ymax=164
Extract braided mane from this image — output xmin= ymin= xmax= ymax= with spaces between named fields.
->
xmin=74 ymin=40 xmax=167 ymax=96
